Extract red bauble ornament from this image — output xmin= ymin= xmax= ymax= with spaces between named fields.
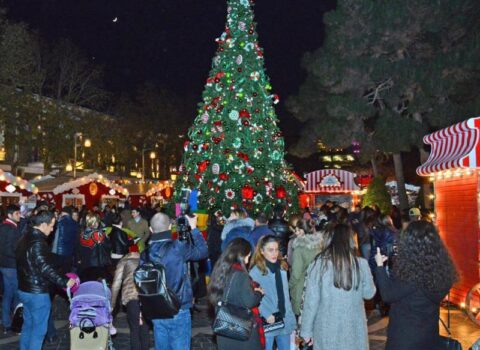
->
xmin=275 ymin=186 xmax=286 ymax=199
xmin=214 ymin=121 xmax=222 ymax=126
xmin=239 ymin=110 xmax=250 ymax=118
xmin=237 ymin=68 xmax=242 ymax=72
xmin=197 ymin=161 xmax=208 ymax=173
xmin=241 ymin=185 xmax=254 ymax=200
xmin=242 ymin=119 xmax=250 ymax=126
xmin=255 ymin=108 xmax=260 ymax=113
xmin=192 ymin=144 xmax=198 ymax=150
xmin=212 ymin=137 xmax=222 ymax=144
xmin=202 ymin=143 xmax=210 ymax=151
xmin=219 ymin=173 xmax=229 ymax=181
xmin=237 ymin=152 xmax=249 ymax=161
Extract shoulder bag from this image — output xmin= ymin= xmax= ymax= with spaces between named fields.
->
xmin=212 ymin=272 xmax=254 ymax=340
xmin=134 ymin=244 xmax=181 ymax=320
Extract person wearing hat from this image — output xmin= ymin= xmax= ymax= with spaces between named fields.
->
xmin=408 ymin=208 xmax=421 ymax=222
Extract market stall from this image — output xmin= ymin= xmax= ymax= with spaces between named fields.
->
xmin=0 ymin=169 xmax=38 ymax=209
xmin=417 ymin=116 xmax=480 ymax=306
xmin=302 ymin=169 xmax=361 ymax=209
xmin=34 ymin=173 xmax=129 ymax=210
xmin=145 ymin=181 xmax=174 ymax=207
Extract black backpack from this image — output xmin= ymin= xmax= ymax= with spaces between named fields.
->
xmin=134 ymin=244 xmax=181 ymax=319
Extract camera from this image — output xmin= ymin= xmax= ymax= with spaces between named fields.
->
xmin=176 ymin=189 xmax=193 ymax=243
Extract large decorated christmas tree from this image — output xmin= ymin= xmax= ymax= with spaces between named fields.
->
xmin=175 ymin=0 xmax=298 ymax=216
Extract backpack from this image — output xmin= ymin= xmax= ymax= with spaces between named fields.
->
xmin=134 ymin=244 xmax=181 ymax=319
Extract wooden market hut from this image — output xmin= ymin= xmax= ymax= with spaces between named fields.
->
xmin=0 ymin=169 xmax=38 ymax=209
xmin=301 ymin=169 xmax=361 ymax=209
xmin=417 ymin=116 xmax=480 ymax=305
xmin=34 ymin=173 xmax=129 ymax=210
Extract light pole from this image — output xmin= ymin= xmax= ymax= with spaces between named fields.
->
xmin=73 ymin=132 xmax=91 ymax=178
xmin=142 ymin=148 xmax=156 ymax=182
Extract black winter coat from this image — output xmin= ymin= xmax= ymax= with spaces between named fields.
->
xmin=109 ymin=226 xmax=131 ymax=256
xmin=375 ymin=267 xmax=451 ymax=350
xmin=16 ymin=228 xmax=68 ymax=293
xmin=216 ymin=269 xmax=263 ymax=350
xmin=269 ymin=216 xmax=290 ymax=256
xmin=0 ymin=220 xmax=21 ymax=268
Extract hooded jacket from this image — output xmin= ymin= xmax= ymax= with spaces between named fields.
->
xmin=220 ymin=217 xmax=255 ymax=252
xmin=289 ymin=232 xmax=323 ymax=315
xmin=375 ymin=266 xmax=451 ymax=350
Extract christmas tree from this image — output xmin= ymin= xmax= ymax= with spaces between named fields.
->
xmin=175 ymin=0 xmax=298 ymax=216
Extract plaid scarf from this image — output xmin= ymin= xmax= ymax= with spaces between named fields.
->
xmin=232 ymin=263 xmax=265 ymax=349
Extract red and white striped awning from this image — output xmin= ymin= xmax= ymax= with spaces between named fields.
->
xmin=305 ymin=169 xmax=359 ymax=193
xmin=417 ymin=117 xmax=480 ymax=176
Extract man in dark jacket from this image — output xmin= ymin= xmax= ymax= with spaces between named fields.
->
xmin=250 ymin=212 xmax=274 ymax=247
xmin=145 ymin=212 xmax=208 ymax=350
xmin=269 ymin=205 xmax=290 ymax=256
xmin=109 ymin=213 xmax=133 ymax=266
xmin=16 ymin=210 xmax=75 ymax=350
xmin=51 ymin=206 xmax=78 ymax=273
xmin=0 ymin=204 xmax=21 ymax=333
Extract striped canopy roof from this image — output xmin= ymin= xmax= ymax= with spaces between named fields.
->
xmin=305 ymin=169 xmax=359 ymax=193
xmin=417 ymin=117 xmax=480 ymax=176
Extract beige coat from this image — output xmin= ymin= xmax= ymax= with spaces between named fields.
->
xmin=111 ymin=252 xmax=140 ymax=306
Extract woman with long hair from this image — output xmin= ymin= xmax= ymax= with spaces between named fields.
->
xmin=208 ymin=238 xmax=264 ymax=350
xmin=300 ymin=224 xmax=375 ymax=350
xmin=374 ymin=220 xmax=457 ymax=350
xmin=250 ymin=235 xmax=296 ymax=350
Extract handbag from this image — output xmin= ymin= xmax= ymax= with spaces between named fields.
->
xmin=134 ymin=245 xmax=181 ymax=320
xmin=212 ymin=273 xmax=254 ymax=340
xmin=263 ymin=319 xmax=285 ymax=333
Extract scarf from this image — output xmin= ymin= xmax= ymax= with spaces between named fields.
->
xmin=266 ymin=260 xmax=286 ymax=319
xmin=232 ymin=263 xmax=265 ymax=348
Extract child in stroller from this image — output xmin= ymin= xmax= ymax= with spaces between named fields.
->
xmin=68 ymin=280 xmax=114 ymax=350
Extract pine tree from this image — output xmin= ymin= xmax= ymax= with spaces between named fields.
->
xmin=175 ymin=0 xmax=298 ymax=216
xmin=362 ymin=177 xmax=392 ymax=215
xmin=288 ymin=0 xmax=480 ymax=210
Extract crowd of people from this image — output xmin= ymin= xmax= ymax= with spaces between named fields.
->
xmin=208 ymin=202 xmax=457 ymax=350
xmin=0 ymin=199 xmax=458 ymax=350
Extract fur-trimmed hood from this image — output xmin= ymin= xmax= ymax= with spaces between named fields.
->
xmin=221 ymin=217 xmax=255 ymax=240
xmin=292 ymin=232 xmax=323 ymax=250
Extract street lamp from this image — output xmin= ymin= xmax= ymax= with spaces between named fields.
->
xmin=73 ymin=132 xmax=91 ymax=178
xmin=142 ymin=148 xmax=156 ymax=182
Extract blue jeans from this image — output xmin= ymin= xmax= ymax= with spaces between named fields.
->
xmin=0 ymin=268 xmax=19 ymax=328
xmin=152 ymin=308 xmax=191 ymax=350
xmin=18 ymin=291 xmax=51 ymax=350
xmin=265 ymin=332 xmax=291 ymax=350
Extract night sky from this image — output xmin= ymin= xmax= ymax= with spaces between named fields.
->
xmin=4 ymin=0 xmax=336 ymax=170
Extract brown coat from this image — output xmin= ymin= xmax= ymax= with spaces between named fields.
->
xmin=111 ymin=252 xmax=140 ymax=307
xmin=126 ymin=218 xmax=150 ymax=245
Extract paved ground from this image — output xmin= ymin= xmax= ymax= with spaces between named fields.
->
xmin=0 ymin=297 xmax=478 ymax=349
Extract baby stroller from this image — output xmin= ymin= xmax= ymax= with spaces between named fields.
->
xmin=68 ymin=280 xmax=114 ymax=350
